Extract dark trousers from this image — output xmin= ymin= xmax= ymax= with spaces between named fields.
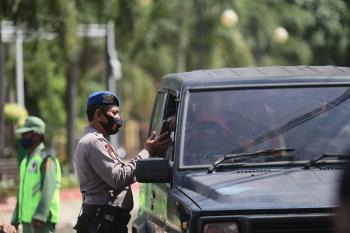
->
xmin=74 ymin=214 xmax=128 ymax=233
xmin=74 ymin=204 xmax=129 ymax=233
xmin=22 ymin=222 xmax=55 ymax=233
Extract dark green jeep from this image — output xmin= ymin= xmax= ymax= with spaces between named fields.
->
xmin=132 ymin=66 xmax=350 ymax=233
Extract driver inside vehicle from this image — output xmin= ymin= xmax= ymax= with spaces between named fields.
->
xmin=183 ymin=93 xmax=232 ymax=165
xmin=185 ymin=120 xmax=227 ymax=165
xmin=193 ymin=93 xmax=231 ymax=136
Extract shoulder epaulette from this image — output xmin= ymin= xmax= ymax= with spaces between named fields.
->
xmin=97 ymin=137 xmax=109 ymax=144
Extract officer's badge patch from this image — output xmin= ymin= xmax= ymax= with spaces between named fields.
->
xmin=30 ymin=160 xmax=38 ymax=173
xmin=105 ymin=144 xmax=117 ymax=159
xmin=102 ymin=94 xmax=114 ymax=104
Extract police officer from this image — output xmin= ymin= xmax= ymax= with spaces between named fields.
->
xmin=74 ymin=91 xmax=172 ymax=233
xmin=11 ymin=116 xmax=62 ymax=233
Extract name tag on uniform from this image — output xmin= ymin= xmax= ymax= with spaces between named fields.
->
xmin=30 ymin=160 xmax=38 ymax=173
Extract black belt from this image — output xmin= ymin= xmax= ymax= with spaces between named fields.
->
xmin=81 ymin=203 xmax=131 ymax=225
xmin=81 ymin=203 xmax=104 ymax=215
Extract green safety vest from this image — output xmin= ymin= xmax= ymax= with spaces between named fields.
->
xmin=18 ymin=149 xmax=61 ymax=223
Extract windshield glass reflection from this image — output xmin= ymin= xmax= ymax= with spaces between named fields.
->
xmin=182 ymin=87 xmax=350 ymax=166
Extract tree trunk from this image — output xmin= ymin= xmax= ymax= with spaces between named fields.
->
xmin=176 ymin=1 xmax=186 ymax=72
xmin=66 ymin=59 xmax=77 ymax=170
xmin=195 ymin=0 xmax=204 ymax=69
xmin=0 ymin=25 xmax=6 ymax=157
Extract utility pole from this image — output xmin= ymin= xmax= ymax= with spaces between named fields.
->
xmin=16 ymin=28 xmax=24 ymax=107
xmin=195 ymin=0 xmax=204 ymax=69
xmin=106 ymin=20 xmax=122 ymax=150
xmin=176 ymin=1 xmax=187 ymax=72
xmin=66 ymin=58 xmax=77 ymax=170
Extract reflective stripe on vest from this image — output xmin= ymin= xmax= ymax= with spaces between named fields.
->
xmin=18 ymin=153 xmax=61 ymax=223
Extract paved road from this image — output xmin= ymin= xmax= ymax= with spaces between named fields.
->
xmin=0 ymin=184 xmax=140 ymax=233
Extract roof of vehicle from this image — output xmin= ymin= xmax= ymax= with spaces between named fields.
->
xmin=161 ymin=66 xmax=350 ymax=91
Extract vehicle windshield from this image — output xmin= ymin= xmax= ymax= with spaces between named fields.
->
xmin=181 ymin=86 xmax=350 ymax=167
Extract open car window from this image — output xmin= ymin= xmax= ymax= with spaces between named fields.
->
xmin=149 ymin=92 xmax=166 ymax=137
xmin=162 ymin=95 xmax=177 ymax=160
xmin=181 ymin=87 xmax=350 ymax=167
xmin=149 ymin=92 xmax=177 ymax=159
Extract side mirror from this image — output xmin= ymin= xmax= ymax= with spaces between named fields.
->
xmin=135 ymin=158 xmax=171 ymax=183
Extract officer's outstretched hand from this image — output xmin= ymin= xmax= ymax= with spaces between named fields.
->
xmin=0 ymin=223 xmax=17 ymax=233
xmin=144 ymin=131 xmax=172 ymax=156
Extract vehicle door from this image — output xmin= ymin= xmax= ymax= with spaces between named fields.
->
xmin=158 ymin=93 xmax=183 ymax=232
xmin=145 ymin=92 xmax=182 ymax=232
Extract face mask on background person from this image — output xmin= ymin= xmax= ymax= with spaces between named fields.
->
xmin=20 ymin=135 xmax=35 ymax=149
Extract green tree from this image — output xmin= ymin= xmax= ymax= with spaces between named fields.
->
xmin=0 ymin=0 xmax=78 ymax=162
xmin=2 ymin=0 xmax=350 ymax=162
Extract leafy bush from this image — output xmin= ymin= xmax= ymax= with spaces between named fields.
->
xmin=4 ymin=103 xmax=28 ymax=125
xmin=61 ymin=173 xmax=79 ymax=189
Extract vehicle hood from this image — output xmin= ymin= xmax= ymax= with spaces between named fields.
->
xmin=178 ymin=167 xmax=340 ymax=211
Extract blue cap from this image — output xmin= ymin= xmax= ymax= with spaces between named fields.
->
xmin=87 ymin=91 xmax=120 ymax=107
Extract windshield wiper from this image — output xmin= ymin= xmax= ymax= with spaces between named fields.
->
xmin=207 ymin=148 xmax=295 ymax=173
xmin=305 ymin=153 xmax=350 ymax=169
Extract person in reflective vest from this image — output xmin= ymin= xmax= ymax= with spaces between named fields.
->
xmin=11 ymin=116 xmax=61 ymax=233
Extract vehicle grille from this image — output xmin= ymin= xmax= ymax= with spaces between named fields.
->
xmin=251 ymin=218 xmax=332 ymax=233
xmin=318 ymin=166 xmax=343 ymax=170
xmin=236 ymin=169 xmax=272 ymax=173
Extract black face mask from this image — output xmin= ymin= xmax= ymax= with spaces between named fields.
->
xmin=99 ymin=111 xmax=122 ymax=135
xmin=20 ymin=136 xmax=35 ymax=149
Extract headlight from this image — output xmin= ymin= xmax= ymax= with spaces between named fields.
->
xmin=203 ymin=222 xmax=239 ymax=233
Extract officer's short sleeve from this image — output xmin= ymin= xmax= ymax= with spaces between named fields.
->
xmin=86 ymin=138 xmax=141 ymax=193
